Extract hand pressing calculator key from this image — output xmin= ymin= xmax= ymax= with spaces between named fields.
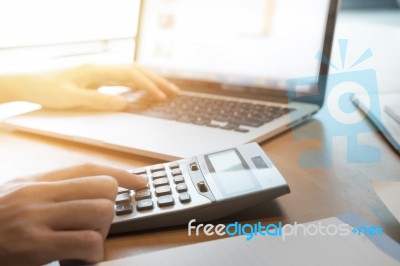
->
xmin=110 ymin=142 xmax=290 ymax=234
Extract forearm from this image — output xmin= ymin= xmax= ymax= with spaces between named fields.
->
xmin=0 ymin=74 xmax=39 ymax=103
xmin=0 ymin=64 xmax=179 ymax=109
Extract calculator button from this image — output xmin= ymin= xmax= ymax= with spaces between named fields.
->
xmin=176 ymin=183 xmax=188 ymax=193
xmin=190 ymin=162 xmax=199 ymax=171
xmin=179 ymin=193 xmax=191 ymax=203
xmin=137 ymin=199 xmax=154 ymax=211
xmin=153 ymin=177 xmax=169 ymax=187
xmin=155 ymin=185 xmax=172 ymax=197
xmin=173 ymin=175 xmax=185 ymax=184
xmin=171 ymin=169 xmax=182 ymax=176
xmin=116 ymin=193 xmax=131 ymax=205
xmin=157 ymin=195 xmax=175 ymax=207
xmin=197 ymin=181 xmax=208 ymax=192
xmin=135 ymin=189 xmax=151 ymax=201
xmin=118 ymin=187 xmax=130 ymax=194
xmin=151 ymin=171 xmax=167 ymax=180
xmin=169 ymin=162 xmax=180 ymax=169
xmin=150 ymin=164 xmax=165 ymax=173
xmin=115 ymin=203 xmax=133 ymax=216
xmin=138 ymin=173 xmax=148 ymax=179
xmin=131 ymin=168 xmax=146 ymax=175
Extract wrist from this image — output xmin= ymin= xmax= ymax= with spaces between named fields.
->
xmin=0 ymin=74 xmax=32 ymax=103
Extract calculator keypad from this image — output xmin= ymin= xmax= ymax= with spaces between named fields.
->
xmin=153 ymin=177 xmax=169 ymax=187
xmin=171 ymin=169 xmax=182 ymax=176
xmin=155 ymin=185 xmax=172 ymax=197
xmin=151 ymin=171 xmax=167 ymax=180
xmin=116 ymin=193 xmax=131 ymax=205
xmin=115 ymin=204 xmax=133 ymax=215
xmin=150 ymin=164 xmax=164 ymax=173
xmin=169 ymin=162 xmax=180 ymax=169
xmin=134 ymin=189 xmax=151 ymax=201
xmin=179 ymin=193 xmax=191 ymax=203
xmin=118 ymin=187 xmax=130 ymax=194
xmin=115 ymin=161 xmax=192 ymax=216
xmin=157 ymin=195 xmax=175 ymax=207
xmin=176 ymin=183 xmax=188 ymax=193
xmin=137 ymin=199 xmax=154 ymax=211
xmin=173 ymin=175 xmax=185 ymax=184
xmin=131 ymin=168 xmax=146 ymax=175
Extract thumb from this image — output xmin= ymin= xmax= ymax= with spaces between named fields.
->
xmin=73 ymin=88 xmax=128 ymax=111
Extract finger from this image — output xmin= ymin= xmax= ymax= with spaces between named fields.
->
xmin=127 ymin=67 xmax=168 ymax=100
xmin=46 ymin=230 xmax=104 ymax=263
xmin=32 ymin=163 xmax=148 ymax=190
xmin=83 ymin=65 xmax=168 ymax=101
xmin=72 ymin=87 xmax=128 ymax=111
xmin=44 ymin=176 xmax=120 ymax=202
xmin=135 ymin=65 xmax=181 ymax=96
xmin=44 ymin=199 xmax=114 ymax=233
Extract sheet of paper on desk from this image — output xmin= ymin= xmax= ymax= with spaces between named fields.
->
xmin=385 ymin=104 xmax=400 ymax=125
xmin=96 ymin=214 xmax=400 ymax=266
xmin=372 ymin=180 xmax=400 ymax=223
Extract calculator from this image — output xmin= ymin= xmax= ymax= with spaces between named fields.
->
xmin=111 ymin=142 xmax=289 ymax=234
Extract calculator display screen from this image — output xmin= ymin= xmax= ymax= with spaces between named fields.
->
xmin=205 ymin=149 xmax=260 ymax=197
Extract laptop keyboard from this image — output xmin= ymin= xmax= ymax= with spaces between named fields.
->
xmin=129 ymin=94 xmax=294 ymax=133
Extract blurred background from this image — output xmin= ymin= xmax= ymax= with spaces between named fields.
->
xmin=0 ymin=0 xmax=139 ymax=73
xmin=0 ymin=0 xmax=399 ymax=74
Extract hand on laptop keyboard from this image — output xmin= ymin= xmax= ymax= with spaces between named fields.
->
xmin=0 ymin=64 xmax=180 ymax=111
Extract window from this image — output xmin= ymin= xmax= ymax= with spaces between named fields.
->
xmin=0 ymin=0 xmax=140 ymax=72
xmin=341 ymin=0 xmax=398 ymax=9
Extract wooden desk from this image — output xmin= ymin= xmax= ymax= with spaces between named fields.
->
xmin=0 ymin=102 xmax=399 ymax=262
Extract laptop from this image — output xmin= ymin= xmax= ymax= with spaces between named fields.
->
xmin=2 ymin=0 xmax=339 ymax=160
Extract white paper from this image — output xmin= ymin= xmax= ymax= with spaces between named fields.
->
xmin=372 ymin=180 xmax=400 ymax=223
xmin=96 ymin=217 xmax=399 ymax=266
xmin=385 ymin=104 xmax=400 ymax=125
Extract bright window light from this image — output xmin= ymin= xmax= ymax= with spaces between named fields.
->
xmin=0 ymin=0 xmax=140 ymax=71
xmin=0 ymin=0 xmax=139 ymax=47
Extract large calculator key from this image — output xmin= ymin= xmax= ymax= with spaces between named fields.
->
xmin=173 ymin=175 xmax=185 ymax=184
xmin=131 ymin=168 xmax=146 ymax=175
xmin=155 ymin=185 xmax=172 ymax=197
xmin=197 ymin=181 xmax=208 ymax=192
xmin=190 ymin=162 xmax=199 ymax=171
xmin=153 ymin=177 xmax=169 ymax=188
xmin=115 ymin=203 xmax=133 ymax=216
xmin=135 ymin=189 xmax=151 ymax=201
xmin=171 ymin=169 xmax=182 ymax=176
xmin=169 ymin=162 xmax=180 ymax=169
xmin=137 ymin=199 xmax=154 ymax=211
xmin=157 ymin=195 xmax=175 ymax=207
xmin=179 ymin=193 xmax=191 ymax=203
xmin=150 ymin=164 xmax=165 ymax=173
xmin=116 ymin=193 xmax=131 ymax=205
xmin=151 ymin=171 xmax=167 ymax=180
xmin=176 ymin=183 xmax=188 ymax=193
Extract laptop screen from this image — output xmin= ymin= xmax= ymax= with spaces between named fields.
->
xmin=135 ymin=0 xmax=332 ymax=94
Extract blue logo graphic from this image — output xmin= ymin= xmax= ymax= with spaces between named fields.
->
xmin=352 ymin=225 xmax=383 ymax=236
xmin=287 ymin=39 xmax=381 ymax=168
